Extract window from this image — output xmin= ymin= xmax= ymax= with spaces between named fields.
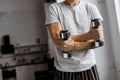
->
xmin=114 ymin=0 xmax=120 ymax=31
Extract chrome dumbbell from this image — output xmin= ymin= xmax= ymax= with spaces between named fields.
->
xmin=91 ymin=19 xmax=104 ymax=47
xmin=60 ymin=30 xmax=72 ymax=58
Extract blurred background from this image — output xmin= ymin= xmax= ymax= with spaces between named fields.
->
xmin=0 ymin=0 xmax=120 ymax=80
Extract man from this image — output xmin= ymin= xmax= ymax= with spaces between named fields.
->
xmin=45 ymin=0 xmax=104 ymax=80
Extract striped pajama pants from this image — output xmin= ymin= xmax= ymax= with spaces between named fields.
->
xmin=50 ymin=65 xmax=99 ymax=80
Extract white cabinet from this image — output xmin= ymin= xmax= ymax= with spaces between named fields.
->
xmin=0 ymin=69 xmax=3 ymax=80
xmin=16 ymin=65 xmax=35 ymax=80
xmin=16 ymin=64 xmax=48 ymax=80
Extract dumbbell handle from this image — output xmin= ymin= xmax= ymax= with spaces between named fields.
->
xmin=91 ymin=19 xmax=101 ymax=28
xmin=60 ymin=30 xmax=69 ymax=40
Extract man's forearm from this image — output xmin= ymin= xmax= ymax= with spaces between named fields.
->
xmin=53 ymin=38 xmax=63 ymax=46
xmin=70 ymin=33 xmax=91 ymax=42
xmin=74 ymin=41 xmax=95 ymax=50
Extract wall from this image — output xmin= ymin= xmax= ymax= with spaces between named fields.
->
xmin=93 ymin=1 xmax=118 ymax=80
xmin=55 ymin=0 xmax=118 ymax=80
xmin=0 ymin=0 xmax=47 ymax=47
xmin=84 ymin=0 xmax=118 ymax=80
xmin=105 ymin=0 xmax=120 ymax=80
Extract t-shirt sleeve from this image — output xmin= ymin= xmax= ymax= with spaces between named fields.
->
xmin=45 ymin=4 xmax=59 ymax=25
xmin=88 ymin=3 xmax=103 ymax=20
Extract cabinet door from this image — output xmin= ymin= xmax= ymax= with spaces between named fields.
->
xmin=0 ymin=69 xmax=3 ymax=80
xmin=16 ymin=65 xmax=35 ymax=80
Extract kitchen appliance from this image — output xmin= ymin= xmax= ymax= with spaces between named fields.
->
xmin=1 ymin=35 xmax=14 ymax=54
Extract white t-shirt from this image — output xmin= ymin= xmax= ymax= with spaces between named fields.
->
xmin=45 ymin=1 xmax=103 ymax=72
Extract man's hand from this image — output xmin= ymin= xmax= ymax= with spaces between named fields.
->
xmin=63 ymin=37 xmax=75 ymax=52
xmin=87 ymin=26 xmax=104 ymax=41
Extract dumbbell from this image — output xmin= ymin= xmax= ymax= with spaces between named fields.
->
xmin=60 ymin=30 xmax=72 ymax=58
xmin=91 ymin=19 xmax=104 ymax=47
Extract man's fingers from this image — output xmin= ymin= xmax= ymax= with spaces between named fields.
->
xmin=64 ymin=45 xmax=67 ymax=47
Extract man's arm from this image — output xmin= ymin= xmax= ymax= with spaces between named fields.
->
xmin=47 ymin=22 xmax=63 ymax=46
xmin=71 ymin=25 xmax=104 ymax=42
xmin=47 ymin=22 xmax=90 ymax=43
xmin=70 ymin=33 xmax=91 ymax=42
xmin=74 ymin=41 xmax=95 ymax=51
xmin=47 ymin=22 xmax=98 ymax=52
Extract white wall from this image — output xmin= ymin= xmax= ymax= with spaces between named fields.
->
xmin=105 ymin=0 xmax=120 ymax=80
xmin=0 ymin=0 xmax=47 ymax=47
xmin=83 ymin=0 xmax=118 ymax=80
xmin=54 ymin=0 xmax=118 ymax=80
xmin=93 ymin=1 xmax=118 ymax=80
